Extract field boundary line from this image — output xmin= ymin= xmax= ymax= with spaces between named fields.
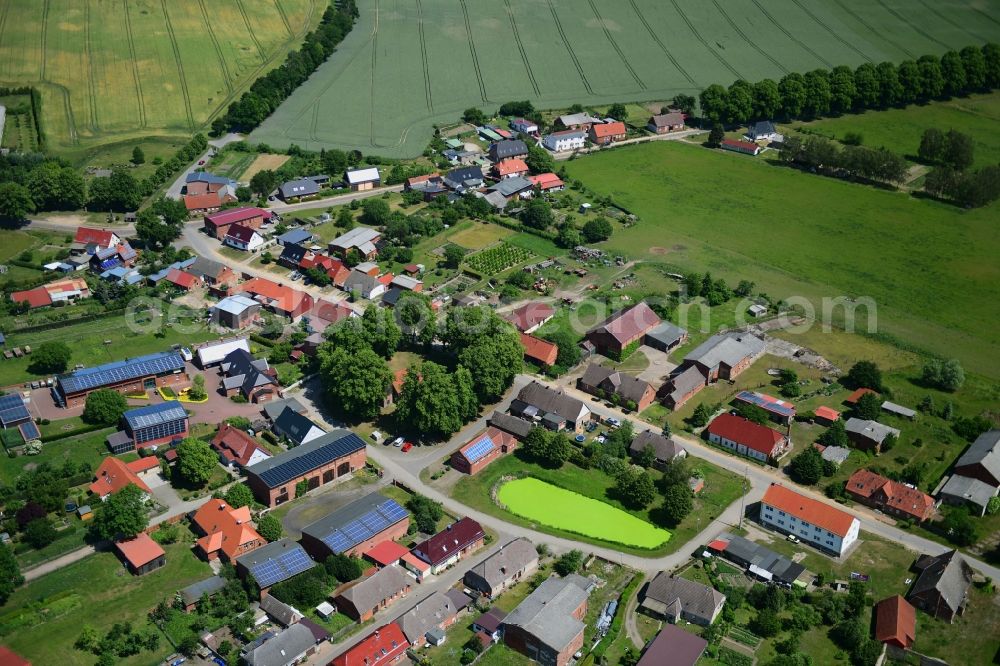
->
xmin=969 ymin=5 xmax=1000 ymax=29
xmin=547 ymin=0 xmax=594 ymax=94
xmin=668 ymin=0 xmax=743 ymax=80
xmin=788 ymin=0 xmax=873 ymax=63
xmin=587 ymin=0 xmax=645 ymax=89
xmin=39 ymin=0 xmax=49 ymax=81
xmin=627 ymin=0 xmax=695 ymax=87
xmin=459 ymin=0 xmax=488 ymax=103
xmin=122 ymin=0 xmax=148 ymax=128
xmin=503 ymin=0 xmax=540 ymax=96
xmin=414 ymin=0 xmax=433 ymax=111
xmin=0 ymin=2 xmax=9 ymax=80
xmin=711 ymin=0 xmax=788 ymax=75
xmin=197 ymin=0 xmax=234 ymax=93
xmin=159 ymin=0 xmax=195 ymax=130
xmin=84 ymin=0 xmax=100 ymax=131
xmin=273 ymin=0 xmax=294 ymax=38
xmin=913 ymin=0 xmax=989 ymax=46
xmin=234 ymin=0 xmax=267 ymax=63
xmin=872 ymin=0 xmax=951 ymax=51
xmin=369 ymin=0 xmax=380 ymax=146
xmin=829 ymin=0 xmax=914 ymax=59
xmin=748 ymin=0 xmax=834 ymax=69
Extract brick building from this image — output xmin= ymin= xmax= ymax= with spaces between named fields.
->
xmin=203 ymin=207 xmax=270 ymax=239
xmin=55 ymin=351 xmax=187 ymax=408
xmin=245 ymin=429 xmax=366 ymax=507
xmin=411 ymin=518 xmax=485 ymax=575
xmin=845 ymin=469 xmax=935 ymax=522
xmin=504 ymin=574 xmax=590 ymax=666
xmin=299 ymin=492 xmax=409 ymax=560
xmin=450 ymin=426 xmax=519 ymax=475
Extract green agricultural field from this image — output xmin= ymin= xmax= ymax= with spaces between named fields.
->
xmin=497 ymin=477 xmax=670 ymax=548
xmin=790 ymin=92 xmax=1000 ymax=167
xmin=251 ymin=0 xmax=1000 ymax=156
xmin=0 ymin=0 xmax=319 ymax=154
xmin=563 ymin=141 xmax=1000 ymax=378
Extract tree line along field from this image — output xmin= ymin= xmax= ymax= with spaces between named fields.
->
xmin=0 ymin=0 xmax=319 ymax=154
xmin=562 ymin=140 xmax=1000 ymax=379
xmin=250 ymin=0 xmax=1000 ymax=157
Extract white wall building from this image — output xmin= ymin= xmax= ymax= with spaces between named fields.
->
xmin=760 ymin=484 xmax=860 ymax=556
xmin=543 ymin=130 xmax=587 ymax=152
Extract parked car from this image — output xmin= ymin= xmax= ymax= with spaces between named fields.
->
xmin=370 ymin=431 xmax=383 ymax=442
xmin=604 ymin=416 xmax=621 ymax=427
xmin=787 ymin=534 xmax=800 ymax=544
xmin=401 ymin=442 xmax=413 ymax=453
xmin=585 ymin=421 xmax=598 ymax=432
xmin=391 ymin=436 xmax=404 ymax=447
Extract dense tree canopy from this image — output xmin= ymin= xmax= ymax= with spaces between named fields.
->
xmin=91 ymin=484 xmax=148 ymax=541
xmin=176 ymin=437 xmax=218 ymax=486
xmin=82 ymin=389 xmax=129 ymax=425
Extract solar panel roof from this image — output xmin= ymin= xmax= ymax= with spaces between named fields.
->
xmin=18 ymin=421 xmax=40 ymax=441
xmin=736 ymin=390 xmax=796 ymax=417
xmin=123 ymin=401 xmax=187 ymax=430
xmin=57 ymin=351 xmax=185 ymax=395
xmin=301 ymin=493 xmax=408 ymax=554
xmin=238 ymin=539 xmax=315 ymax=588
xmin=464 ymin=434 xmax=496 ymax=463
xmin=248 ymin=430 xmax=365 ymax=488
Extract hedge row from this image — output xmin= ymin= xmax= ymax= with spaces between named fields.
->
xmin=40 ymin=423 xmax=109 ymax=443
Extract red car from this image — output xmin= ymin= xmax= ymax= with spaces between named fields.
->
xmin=400 ymin=442 xmax=413 ymax=453
xmin=197 ymin=160 xmax=206 ymax=165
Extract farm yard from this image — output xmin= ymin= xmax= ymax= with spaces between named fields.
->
xmin=464 ymin=242 xmax=533 ymax=276
xmin=562 ymin=140 xmax=1000 ymax=378
xmin=250 ymin=0 xmax=1000 ymax=156
xmin=0 ymin=0 xmax=320 ymax=153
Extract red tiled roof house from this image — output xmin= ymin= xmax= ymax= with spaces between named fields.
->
xmin=451 ymin=427 xmax=519 ymax=475
xmin=874 ymin=595 xmax=917 ymax=649
xmin=845 ymin=469 xmax=935 ymax=522
xmin=584 ymin=302 xmax=661 ymax=359
xmin=331 ymin=623 xmax=409 ymax=666
xmin=705 ymin=414 xmax=788 ymax=462
xmin=192 ymin=498 xmax=266 ymax=562
xmin=115 ymin=532 xmax=166 ymax=575
xmin=589 ymin=121 xmax=627 ymax=146
xmin=760 ymin=484 xmax=860 ymax=556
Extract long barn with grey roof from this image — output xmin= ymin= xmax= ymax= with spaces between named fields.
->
xmin=298 ymin=491 xmax=409 ymax=560
xmin=55 ymin=351 xmax=187 ymax=407
xmin=246 ymin=429 xmax=367 ymax=507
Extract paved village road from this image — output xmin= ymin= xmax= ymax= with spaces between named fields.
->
xmin=267 ymin=184 xmax=405 ymax=213
xmin=164 ymin=133 xmax=245 ymax=200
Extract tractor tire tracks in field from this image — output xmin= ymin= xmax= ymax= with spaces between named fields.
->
xmin=711 ymin=0 xmax=788 ymax=75
xmin=970 ymin=5 xmax=1000 ymax=29
xmin=627 ymin=0 xmax=695 ymax=87
xmin=160 ymin=0 xmax=195 ymax=130
xmin=369 ymin=0 xmax=380 ymax=147
xmin=273 ymin=0 xmax=294 ymax=38
xmin=459 ymin=0 xmax=488 ymax=103
xmin=504 ymin=0 xmax=540 ymax=96
xmin=829 ymin=0 xmax=914 ymax=59
xmin=0 ymin=2 xmax=9 ymax=80
xmin=235 ymin=0 xmax=267 ymax=63
xmin=414 ymin=0 xmax=433 ymax=111
xmin=873 ymin=0 xmax=951 ymax=51
xmin=914 ymin=0 xmax=989 ymax=46
xmin=198 ymin=0 xmax=234 ymax=93
xmin=547 ymin=0 xmax=593 ymax=94
xmin=788 ymin=0 xmax=873 ymax=63
xmin=588 ymin=0 xmax=645 ymax=89
xmin=84 ymin=0 xmax=100 ymax=131
xmin=122 ymin=0 xmax=148 ymax=128
xmin=39 ymin=0 xmax=49 ymax=81
xmin=57 ymin=85 xmax=79 ymax=145
xmin=668 ymin=0 xmax=742 ymax=80
xmin=749 ymin=0 xmax=833 ymax=69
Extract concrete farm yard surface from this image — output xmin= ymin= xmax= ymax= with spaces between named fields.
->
xmin=0 ymin=0 xmax=319 ymax=151
xmin=562 ymin=140 xmax=1000 ymax=378
xmin=497 ymin=477 xmax=670 ymax=549
xmin=250 ymin=0 xmax=1000 ymax=156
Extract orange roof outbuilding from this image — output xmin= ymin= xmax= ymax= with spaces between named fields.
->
xmin=363 ymin=540 xmax=410 ymax=567
xmin=0 ymin=646 xmax=32 ymax=666
xmin=520 ymin=333 xmax=558 ymax=367
xmin=814 ymin=406 xmax=841 ymax=421
xmin=89 ymin=457 xmax=153 ymax=499
xmin=874 ymin=595 xmax=917 ymax=648
xmin=762 ymin=483 xmax=858 ymax=537
xmin=114 ymin=532 xmax=165 ymax=570
xmin=846 ymin=387 xmax=878 ymax=404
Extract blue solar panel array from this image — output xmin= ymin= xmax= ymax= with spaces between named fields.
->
xmin=123 ymin=401 xmax=187 ymax=430
xmin=18 ymin=421 xmax=40 ymax=441
xmin=246 ymin=544 xmax=315 ymax=588
xmin=464 ymin=434 xmax=496 ymax=463
xmin=320 ymin=499 xmax=409 ymax=554
xmin=58 ymin=351 xmax=185 ymax=395
xmin=0 ymin=394 xmax=30 ymax=426
xmin=736 ymin=391 xmax=795 ymax=417
xmin=255 ymin=431 xmax=366 ymax=488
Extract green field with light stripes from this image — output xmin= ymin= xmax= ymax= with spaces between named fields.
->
xmin=0 ymin=0 xmax=319 ymax=153
xmin=252 ymin=0 xmax=1000 ymax=157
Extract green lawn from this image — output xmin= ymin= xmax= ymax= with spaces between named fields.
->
xmin=563 ymin=141 xmax=1000 ymax=378
xmin=498 ymin=477 xmax=670 ymax=549
xmin=0 ymin=542 xmax=212 ymax=666
xmin=788 ymin=92 xmax=1000 ymax=167
xmin=0 ymin=302 xmax=219 ymax=386
xmin=0 ymin=428 xmax=112 ymax=485
xmin=451 ymin=451 xmax=743 ymax=557
xmin=912 ymin=585 xmax=1000 ymax=666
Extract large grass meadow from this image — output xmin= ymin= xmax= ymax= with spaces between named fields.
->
xmin=562 ymin=140 xmax=1000 ymax=377
xmin=0 ymin=0 xmax=319 ymax=154
xmin=252 ymin=0 xmax=1000 ymax=156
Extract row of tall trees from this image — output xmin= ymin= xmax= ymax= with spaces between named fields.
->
xmin=778 ymin=135 xmax=909 ymax=184
xmin=214 ymin=1 xmax=359 ymax=133
xmin=699 ymin=44 xmax=1000 ymax=126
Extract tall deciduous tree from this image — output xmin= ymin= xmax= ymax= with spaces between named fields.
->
xmin=752 ymin=79 xmax=781 ymax=120
xmin=875 ymin=62 xmax=903 ymax=107
xmin=853 ymin=63 xmax=880 ymax=109
xmin=28 ymin=341 xmax=71 ymax=374
xmin=726 ymin=80 xmax=755 ymax=124
xmin=0 ymin=543 xmax=23 ymax=604
xmin=91 ymin=484 xmax=148 ymax=541
xmin=0 ymin=182 xmax=35 ymax=223
xmin=177 ymin=437 xmax=218 ymax=486
xmin=698 ymin=84 xmax=728 ymax=124
xmin=319 ymin=346 xmax=392 ymax=420
xmin=660 ymin=483 xmax=693 ymax=526
xmin=256 ymin=514 xmax=283 ymax=542
xmin=82 ymin=389 xmax=129 ymax=425
xmin=395 ymin=361 xmax=463 ymax=439
xmin=778 ymin=73 xmax=807 ymax=118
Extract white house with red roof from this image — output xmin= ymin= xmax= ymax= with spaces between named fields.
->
xmin=505 ymin=302 xmax=555 ymax=333
xmin=72 ymin=227 xmax=120 ymax=254
xmin=528 ymin=173 xmax=565 ymax=192
xmin=224 ymin=223 xmax=264 ymax=252
xmin=705 ymin=413 xmax=788 ymax=462
xmin=760 ymin=484 xmax=860 ymax=556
